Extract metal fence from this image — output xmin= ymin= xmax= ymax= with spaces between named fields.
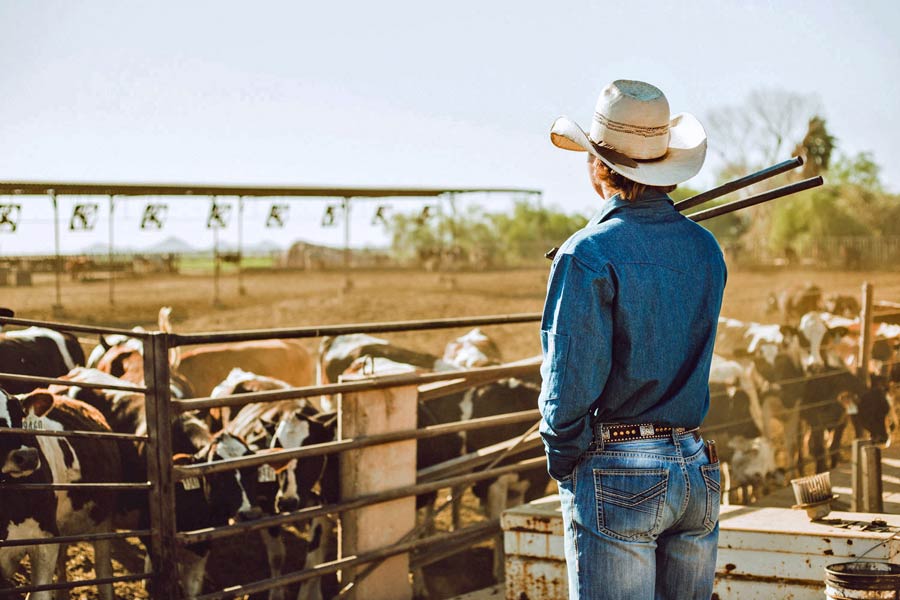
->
xmin=0 ymin=312 xmax=545 ymax=599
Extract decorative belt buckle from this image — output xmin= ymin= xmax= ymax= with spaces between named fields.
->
xmin=601 ymin=427 xmax=611 ymax=441
xmin=639 ymin=424 xmax=655 ymax=437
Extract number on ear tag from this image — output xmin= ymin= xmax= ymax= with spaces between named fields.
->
xmin=22 ymin=415 xmax=43 ymax=431
xmin=258 ymin=464 xmax=277 ymax=483
xmin=181 ymin=477 xmax=201 ymax=491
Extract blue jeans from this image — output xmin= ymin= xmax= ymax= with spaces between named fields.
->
xmin=557 ymin=431 xmax=720 ymax=600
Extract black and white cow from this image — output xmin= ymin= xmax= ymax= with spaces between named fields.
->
xmin=47 ymin=367 xmax=260 ymax=598
xmin=0 ymin=389 xmax=122 ymax=600
xmin=0 ymin=327 xmax=85 ymax=394
xmin=220 ymin=369 xmax=338 ymax=600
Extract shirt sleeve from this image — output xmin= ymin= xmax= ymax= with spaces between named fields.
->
xmin=538 ymin=253 xmax=614 ymax=480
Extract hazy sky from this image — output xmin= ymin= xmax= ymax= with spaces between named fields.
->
xmin=1 ymin=1 xmax=897 ymax=254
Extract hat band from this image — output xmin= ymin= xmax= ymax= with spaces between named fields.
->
xmin=593 ymin=112 xmax=669 ymax=138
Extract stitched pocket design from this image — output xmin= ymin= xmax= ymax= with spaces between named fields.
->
xmin=593 ymin=468 xmax=668 ymax=541
xmin=700 ymin=462 xmax=721 ymax=533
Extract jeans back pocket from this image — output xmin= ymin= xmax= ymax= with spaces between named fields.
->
xmin=593 ymin=468 xmax=668 ymax=542
xmin=700 ymin=462 xmax=721 ymax=533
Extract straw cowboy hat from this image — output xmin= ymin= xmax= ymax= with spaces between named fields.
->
xmin=550 ymin=79 xmax=707 ymax=186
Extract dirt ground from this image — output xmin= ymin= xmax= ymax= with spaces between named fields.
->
xmin=3 ymin=265 xmax=900 ymax=598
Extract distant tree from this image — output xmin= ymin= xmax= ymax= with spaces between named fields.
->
xmin=793 ymin=116 xmax=837 ymax=178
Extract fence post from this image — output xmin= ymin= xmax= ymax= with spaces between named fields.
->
xmin=143 ymin=332 xmax=180 ymax=598
xmin=338 ymin=377 xmax=417 ymax=600
xmin=858 ymin=282 xmax=874 ymax=388
xmin=861 ymin=444 xmax=884 ymax=513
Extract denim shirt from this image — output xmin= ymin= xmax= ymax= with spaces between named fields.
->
xmin=538 ymin=189 xmax=727 ymax=480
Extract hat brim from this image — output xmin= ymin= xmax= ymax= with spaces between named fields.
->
xmin=550 ymin=112 xmax=707 ymax=186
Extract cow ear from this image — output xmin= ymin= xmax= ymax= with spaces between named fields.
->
xmin=21 ymin=392 xmax=55 ymax=417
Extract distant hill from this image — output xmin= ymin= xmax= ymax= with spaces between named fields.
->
xmin=144 ymin=236 xmax=197 ymax=254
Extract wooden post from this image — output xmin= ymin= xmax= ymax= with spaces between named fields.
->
xmin=338 ymin=377 xmax=416 ymax=600
xmin=851 ymin=439 xmax=872 ymax=512
xmin=861 ymin=444 xmax=884 ymax=513
xmin=143 ymin=333 xmax=180 ymax=598
xmin=858 ymin=282 xmax=874 ymax=388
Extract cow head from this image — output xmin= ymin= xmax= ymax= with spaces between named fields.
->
xmin=798 ymin=312 xmax=849 ymax=372
xmin=0 ymin=389 xmax=54 ymax=479
xmin=267 ymin=406 xmax=335 ymax=514
xmin=442 ymin=328 xmax=503 ymax=369
xmin=196 ymin=432 xmax=263 ymax=524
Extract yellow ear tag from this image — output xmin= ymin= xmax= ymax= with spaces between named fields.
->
xmin=181 ymin=477 xmax=201 ymax=491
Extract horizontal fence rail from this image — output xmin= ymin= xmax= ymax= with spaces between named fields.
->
xmin=173 ymin=360 xmax=541 ymax=413
xmin=192 ymin=521 xmax=501 ymax=600
xmin=0 ymin=371 xmax=147 ymax=393
xmin=0 ymin=427 xmax=148 ymax=442
xmin=0 ymin=529 xmax=152 ymax=548
xmin=171 ymin=312 xmax=542 ymax=346
xmin=0 ymin=482 xmax=152 ymax=491
xmin=0 ymin=573 xmax=152 ymax=597
xmin=176 ymin=409 xmax=540 ymax=479
xmin=0 ymin=315 xmax=150 ymax=338
xmin=177 ymin=456 xmax=545 ymax=545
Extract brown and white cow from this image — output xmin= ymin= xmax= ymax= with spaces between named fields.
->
xmin=0 ymin=389 xmax=122 ymax=600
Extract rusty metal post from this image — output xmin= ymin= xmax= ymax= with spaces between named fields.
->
xmin=858 ymin=282 xmax=874 ymax=388
xmin=342 ymin=197 xmax=353 ymax=292
xmin=108 ymin=194 xmax=115 ymax=306
xmin=237 ymin=195 xmax=246 ymax=296
xmin=338 ymin=377 xmax=416 ymax=600
xmin=143 ymin=332 xmax=180 ymax=598
xmin=49 ymin=189 xmax=63 ymax=315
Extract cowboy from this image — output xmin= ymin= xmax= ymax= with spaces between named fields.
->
xmin=539 ymin=80 xmax=726 ymax=599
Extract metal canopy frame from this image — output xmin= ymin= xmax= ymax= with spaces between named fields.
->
xmin=0 ymin=181 xmax=541 ymax=311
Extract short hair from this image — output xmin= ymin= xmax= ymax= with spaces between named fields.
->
xmin=589 ymin=155 xmax=676 ymax=201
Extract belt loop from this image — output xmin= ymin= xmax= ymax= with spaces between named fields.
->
xmin=670 ymin=427 xmax=679 ymax=445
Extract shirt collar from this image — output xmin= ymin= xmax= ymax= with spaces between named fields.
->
xmin=590 ymin=189 xmax=675 ymax=225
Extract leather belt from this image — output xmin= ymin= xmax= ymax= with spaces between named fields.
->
xmin=593 ymin=422 xmax=701 ymax=443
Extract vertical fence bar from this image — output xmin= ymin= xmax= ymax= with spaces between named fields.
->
xmin=50 ymin=189 xmax=63 ymax=315
xmin=342 ymin=197 xmax=352 ymax=292
xmin=858 ymin=282 xmax=874 ymax=388
xmin=143 ymin=332 xmax=180 ymax=598
xmin=237 ymin=195 xmax=246 ymax=296
xmin=108 ymin=194 xmax=115 ymax=306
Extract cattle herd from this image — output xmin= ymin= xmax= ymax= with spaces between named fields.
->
xmin=0 ymin=314 xmax=543 ymax=599
xmin=1 ymin=288 xmax=899 ymax=598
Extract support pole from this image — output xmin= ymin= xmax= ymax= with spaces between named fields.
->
xmin=237 ymin=195 xmax=246 ymax=296
xmin=342 ymin=197 xmax=352 ymax=292
xmin=143 ymin=332 xmax=180 ymax=598
xmin=338 ymin=377 xmax=416 ymax=600
xmin=50 ymin=189 xmax=63 ymax=315
xmin=212 ymin=196 xmax=222 ymax=307
xmin=858 ymin=282 xmax=874 ymax=388
xmin=108 ymin=194 xmax=115 ymax=306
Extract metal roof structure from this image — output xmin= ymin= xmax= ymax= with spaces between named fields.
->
xmin=0 ymin=181 xmax=541 ymax=198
